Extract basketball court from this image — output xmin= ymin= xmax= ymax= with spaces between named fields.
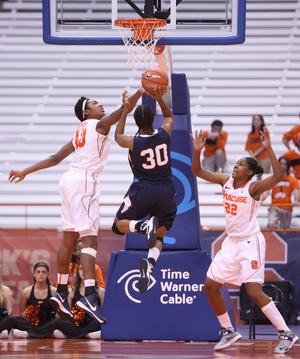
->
xmin=1 ymin=334 xmax=300 ymax=358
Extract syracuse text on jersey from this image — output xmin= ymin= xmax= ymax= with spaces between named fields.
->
xmin=223 ymin=191 xmax=248 ymax=203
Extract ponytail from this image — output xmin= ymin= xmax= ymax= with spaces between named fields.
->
xmin=245 ymin=157 xmax=264 ymax=178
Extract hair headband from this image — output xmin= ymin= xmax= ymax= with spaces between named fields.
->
xmin=82 ymin=99 xmax=88 ymax=119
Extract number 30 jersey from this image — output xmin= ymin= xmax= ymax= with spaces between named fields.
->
xmin=222 ymin=177 xmax=261 ymax=239
xmin=70 ymin=119 xmax=111 ymax=177
xmin=129 ymin=127 xmax=172 ymax=181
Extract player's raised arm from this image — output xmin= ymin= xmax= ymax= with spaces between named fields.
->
xmin=190 ymin=130 xmax=229 ymax=186
xmin=96 ymin=89 xmax=144 ymax=134
xmin=114 ymin=90 xmax=134 ymax=150
xmin=249 ymin=127 xmax=283 ymax=199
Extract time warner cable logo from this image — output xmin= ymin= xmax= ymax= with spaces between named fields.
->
xmin=117 ymin=268 xmax=204 ymax=304
xmin=117 ymin=269 xmax=156 ymax=303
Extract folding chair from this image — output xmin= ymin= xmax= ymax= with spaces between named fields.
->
xmin=249 ymin=284 xmax=284 ymax=339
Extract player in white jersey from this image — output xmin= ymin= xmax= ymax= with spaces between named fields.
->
xmin=9 ymin=88 xmax=144 ymax=324
xmin=191 ymin=127 xmax=298 ymax=354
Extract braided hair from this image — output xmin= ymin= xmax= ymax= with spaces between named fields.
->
xmin=244 ymin=157 xmax=264 ymax=178
xmin=133 ymin=105 xmax=155 ymax=136
xmin=74 ymin=97 xmax=89 ymax=122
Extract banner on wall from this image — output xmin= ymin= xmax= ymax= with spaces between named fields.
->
xmin=0 ymin=230 xmax=62 ymax=314
xmin=0 ymin=229 xmax=122 ymax=315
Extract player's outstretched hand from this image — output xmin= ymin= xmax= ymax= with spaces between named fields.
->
xmin=190 ymin=130 xmax=206 ymax=152
xmin=146 ymin=87 xmax=167 ymax=100
xmin=9 ymin=170 xmax=25 ymax=183
xmin=260 ymin=127 xmax=271 ymax=149
xmin=122 ymin=90 xmax=131 ymax=112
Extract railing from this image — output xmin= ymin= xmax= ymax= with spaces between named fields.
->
xmin=0 ymin=202 xmax=299 ymax=231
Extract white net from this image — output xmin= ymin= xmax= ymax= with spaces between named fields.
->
xmin=115 ymin=19 xmax=167 ymax=69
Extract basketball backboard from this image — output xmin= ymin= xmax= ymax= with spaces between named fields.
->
xmin=42 ymin=0 xmax=246 ymax=45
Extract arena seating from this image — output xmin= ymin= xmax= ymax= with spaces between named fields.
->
xmin=0 ymin=0 xmax=299 ymax=229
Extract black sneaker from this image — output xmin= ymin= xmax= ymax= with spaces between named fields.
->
xmin=138 ymin=258 xmax=154 ymax=293
xmin=49 ymin=291 xmax=73 ymax=321
xmin=76 ymin=293 xmax=107 ymax=324
xmin=140 ymin=216 xmax=159 ymax=249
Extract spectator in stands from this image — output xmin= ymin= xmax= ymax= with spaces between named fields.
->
xmin=8 ymin=89 xmax=143 ymax=324
xmin=112 ymin=89 xmax=177 ymax=294
xmin=281 ymin=132 xmax=300 ymax=186
xmin=202 ymin=120 xmax=227 ymax=173
xmin=245 ymin=114 xmax=271 ymax=180
xmin=282 ymin=113 xmax=300 ymax=150
xmin=262 ymin=157 xmax=299 ymax=229
xmin=12 ymin=262 xmax=57 ymax=339
xmin=0 ymin=263 xmax=14 ymax=339
xmin=68 ymin=239 xmax=105 ymax=289
xmin=53 ymin=264 xmax=104 ymax=339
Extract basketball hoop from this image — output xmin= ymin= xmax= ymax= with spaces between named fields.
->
xmin=114 ymin=18 xmax=167 ymax=69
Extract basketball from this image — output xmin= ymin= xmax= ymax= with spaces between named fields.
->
xmin=141 ymin=68 xmax=168 ymax=96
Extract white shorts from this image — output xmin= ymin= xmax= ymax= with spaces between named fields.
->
xmin=59 ymin=169 xmax=100 ymax=236
xmin=207 ymin=231 xmax=266 ymax=286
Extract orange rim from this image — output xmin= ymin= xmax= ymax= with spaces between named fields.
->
xmin=114 ymin=18 xmax=167 ymax=28
xmin=114 ymin=18 xmax=167 ymax=41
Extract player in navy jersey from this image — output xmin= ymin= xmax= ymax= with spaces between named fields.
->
xmin=112 ymin=88 xmax=177 ymax=293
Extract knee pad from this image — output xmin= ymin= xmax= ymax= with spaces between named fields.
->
xmin=112 ymin=223 xmax=125 ymax=236
xmin=157 ymin=237 xmax=164 ymax=243
xmin=81 ymin=247 xmax=97 ymax=258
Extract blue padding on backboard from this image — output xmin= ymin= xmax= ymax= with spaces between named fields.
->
xmin=102 ymin=250 xmax=235 ymax=340
xmin=171 ymin=73 xmax=191 ymax=121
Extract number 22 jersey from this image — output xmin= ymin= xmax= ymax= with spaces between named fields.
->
xmin=223 ymin=177 xmax=260 ymax=239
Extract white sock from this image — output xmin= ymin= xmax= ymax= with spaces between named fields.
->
xmin=217 ymin=312 xmax=233 ymax=329
xmin=129 ymin=220 xmax=139 ymax=232
xmin=147 ymin=247 xmax=160 ymax=262
xmin=261 ymin=301 xmax=289 ymax=331
xmin=84 ymin=279 xmax=95 ymax=287
xmin=57 ymin=273 xmax=68 ymax=285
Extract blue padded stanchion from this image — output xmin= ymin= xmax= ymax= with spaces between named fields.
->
xmin=102 ymin=250 xmax=235 ymax=340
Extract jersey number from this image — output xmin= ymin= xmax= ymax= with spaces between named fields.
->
xmin=75 ymin=127 xmax=87 ymax=148
xmin=140 ymin=144 xmax=168 ymax=169
xmin=225 ymin=202 xmax=237 ymax=216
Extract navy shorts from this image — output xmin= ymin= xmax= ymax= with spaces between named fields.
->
xmin=116 ymin=179 xmax=177 ymax=231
